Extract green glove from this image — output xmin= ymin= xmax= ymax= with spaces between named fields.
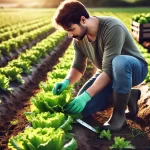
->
xmin=64 ymin=91 xmax=91 ymax=114
xmin=52 ymin=79 xmax=70 ymax=95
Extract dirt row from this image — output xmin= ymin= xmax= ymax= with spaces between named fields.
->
xmin=0 ymin=28 xmax=55 ymax=68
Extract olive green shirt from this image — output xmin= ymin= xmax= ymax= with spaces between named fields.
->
xmin=72 ymin=16 xmax=147 ymax=79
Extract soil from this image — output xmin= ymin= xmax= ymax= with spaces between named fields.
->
xmin=0 ymin=41 xmax=150 ymax=150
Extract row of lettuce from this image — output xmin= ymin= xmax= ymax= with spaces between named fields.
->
xmin=0 ymin=18 xmax=52 ymax=43
xmin=0 ymin=16 xmax=51 ymax=34
xmin=8 ymin=45 xmax=78 ymax=150
xmin=0 ymin=9 xmax=54 ymax=30
xmin=0 ymin=30 xmax=66 ymax=91
xmin=136 ymin=42 xmax=150 ymax=83
xmin=0 ymin=23 xmax=54 ymax=58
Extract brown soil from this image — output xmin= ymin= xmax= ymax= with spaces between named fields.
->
xmin=0 ymin=45 xmax=150 ymax=150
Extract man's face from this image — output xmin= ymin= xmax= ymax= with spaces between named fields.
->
xmin=64 ymin=23 xmax=87 ymax=41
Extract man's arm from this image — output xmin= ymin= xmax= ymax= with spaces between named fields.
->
xmin=86 ymin=25 xmax=126 ymax=96
xmin=86 ymin=71 xmax=111 ymax=97
xmin=64 ymin=71 xmax=111 ymax=114
xmin=65 ymin=67 xmax=83 ymax=84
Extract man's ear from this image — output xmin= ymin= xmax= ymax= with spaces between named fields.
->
xmin=80 ymin=16 xmax=86 ymax=25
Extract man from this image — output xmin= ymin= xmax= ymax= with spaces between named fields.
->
xmin=52 ymin=0 xmax=148 ymax=132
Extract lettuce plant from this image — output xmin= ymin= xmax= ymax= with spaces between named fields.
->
xmin=20 ymin=52 xmax=39 ymax=65
xmin=0 ymin=74 xmax=11 ymax=91
xmin=31 ymin=90 xmax=72 ymax=113
xmin=0 ymin=66 xmax=24 ymax=83
xmin=8 ymin=127 xmax=77 ymax=150
xmin=39 ymin=78 xmax=62 ymax=92
xmin=49 ymin=69 xmax=68 ymax=79
xmin=25 ymin=112 xmax=73 ymax=132
xmin=110 ymin=137 xmax=135 ymax=150
xmin=99 ymin=130 xmax=112 ymax=140
xmin=8 ymin=59 xmax=32 ymax=75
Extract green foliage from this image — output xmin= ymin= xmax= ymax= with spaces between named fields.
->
xmin=63 ymin=138 xmax=78 ymax=150
xmin=10 ymin=119 xmax=19 ymax=125
xmin=132 ymin=13 xmax=150 ymax=23
xmin=8 ymin=127 xmax=77 ymax=150
xmin=25 ymin=112 xmax=73 ymax=132
xmin=110 ymin=137 xmax=135 ymax=150
xmin=130 ymin=127 xmax=149 ymax=138
xmin=8 ymin=127 xmax=65 ymax=150
xmin=39 ymin=77 xmax=62 ymax=92
xmin=0 ymin=66 xmax=24 ymax=83
xmin=31 ymin=90 xmax=72 ymax=113
xmin=99 ymin=130 xmax=112 ymax=140
xmin=20 ymin=51 xmax=40 ymax=65
xmin=8 ymin=59 xmax=32 ymax=75
xmin=0 ymin=43 xmax=10 ymax=56
xmin=49 ymin=69 xmax=68 ymax=79
xmin=0 ymin=74 xmax=11 ymax=91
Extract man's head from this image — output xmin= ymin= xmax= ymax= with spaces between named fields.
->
xmin=53 ymin=0 xmax=90 ymax=40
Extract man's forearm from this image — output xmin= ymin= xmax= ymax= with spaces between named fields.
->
xmin=86 ymin=72 xmax=111 ymax=97
xmin=65 ymin=67 xmax=82 ymax=84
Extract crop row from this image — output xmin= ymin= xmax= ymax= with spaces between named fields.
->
xmin=8 ymin=44 xmax=78 ymax=150
xmin=135 ymin=42 xmax=150 ymax=83
xmin=0 ymin=18 xmax=52 ymax=43
xmin=0 ymin=16 xmax=49 ymax=34
xmin=0 ymin=9 xmax=54 ymax=29
xmin=0 ymin=24 xmax=54 ymax=59
xmin=0 ymin=30 xmax=67 ymax=92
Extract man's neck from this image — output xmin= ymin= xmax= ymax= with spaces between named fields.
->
xmin=86 ymin=16 xmax=99 ymax=42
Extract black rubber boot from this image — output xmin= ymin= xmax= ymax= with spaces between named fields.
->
xmin=126 ymin=89 xmax=141 ymax=120
xmin=100 ymin=92 xmax=130 ymax=132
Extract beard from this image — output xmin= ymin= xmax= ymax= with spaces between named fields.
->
xmin=72 ymin=25 xmax=87 ymax=41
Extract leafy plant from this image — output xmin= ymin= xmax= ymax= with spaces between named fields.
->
xmin=0 ymin=74 xmax=11 ymax=91
xmin=110 ymin=137 xmax=135 ymax=150
xmin=8 ymin=127 xmax=77 ymax=150
xmin=25 ymin=112 xmax=73 ymax=132
xmin=0 ymin=43 xmax=10 ymax=56
xmin=49 ymin=69 xmax=68 ymax=79
xmin=31 ymin=90 xmax=72 ymax=113
xmin=130 ymin=127 xmax=150 ymax=138
xmin=10 ymin=119 xmax=19 ymax=125
xmin=0 ymin=66 xmax=24 ymax=83
xmin=99 ymin=130 xmax=112 ymax=140
xmin=20 ymin=51 xmax=39 ymax=65
xmin=39 ymin=78 xmax=61 ymax=92
xmin=8 ymin=59 xmax=32 ymax=75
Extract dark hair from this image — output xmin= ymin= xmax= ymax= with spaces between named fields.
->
xmin=53 ymin=0 xmax=89 ymax=29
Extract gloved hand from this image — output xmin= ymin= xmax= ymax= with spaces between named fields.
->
xmin=52 ymin=79 xmax=70 ymax=95
xmin=64 ymin=91 xmax=91 ymax=114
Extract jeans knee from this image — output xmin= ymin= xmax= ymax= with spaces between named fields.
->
xmin=112 ymin=56 xmax=125 ymax=73
xmin=112 ymin=56 xmax=132 ymax=93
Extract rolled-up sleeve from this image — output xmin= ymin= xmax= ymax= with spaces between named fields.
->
xmin=102 ymin=25 xmax=126 ymax=79
xmin=72 ymin=40 xmax=87 ymax=75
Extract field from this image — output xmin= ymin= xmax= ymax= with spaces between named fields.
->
xmin=0 ymin=7 xmax=150 ymax=150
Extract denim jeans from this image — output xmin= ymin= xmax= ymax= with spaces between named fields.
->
xmin=78 ymin=55 xmax=148 ymax=118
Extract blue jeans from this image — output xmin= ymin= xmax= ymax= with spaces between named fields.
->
xmin=79 ymin=55 xmax=148 ymax=118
